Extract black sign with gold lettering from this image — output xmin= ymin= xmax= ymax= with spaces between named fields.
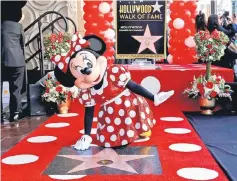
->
xmin=116 ymin=0 xmax=167 ymax=59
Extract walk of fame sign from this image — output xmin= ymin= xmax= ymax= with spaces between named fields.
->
xmin=116 ymin=0 xmax=167 ymax=59
xmin=43 ymin=146 xmax=162 ymax=175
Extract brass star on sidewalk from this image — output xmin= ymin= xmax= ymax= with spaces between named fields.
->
xmin=59 ymin=148 xmax=155 ymax=174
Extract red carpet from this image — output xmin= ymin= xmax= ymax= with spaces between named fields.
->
xmin=1 ymin=106 xmax=228 ymax=181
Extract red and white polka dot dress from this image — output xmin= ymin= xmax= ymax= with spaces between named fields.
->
xmin=78 ymin=65 xmax=156 ymax=147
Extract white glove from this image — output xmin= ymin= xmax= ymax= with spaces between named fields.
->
xmin=73 ymin=135 xmax=92 ymax=151
xmin=154 ymin=90 xmax=174 ymax=106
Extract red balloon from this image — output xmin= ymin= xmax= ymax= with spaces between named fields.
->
xmin=170 ymin=30 xmax=179 ymax=38
xmin=170 ymin=2 xmax=185 ymax=12
xmin=83 ymin=14 xmax=93 ymax=22
xmin=104 ymin=12 xmax=114 ymax=22
xmin=170 ymin=12 xmax=179 ymax=20
xmin=168 ymin=47 xmax=177 ymax=55
xmin=98 ymin=13 xmax=105 ymax=21
xmin=83 ymin=4 xmax=99 ymax=13
xmin=168 ymin=21 xmax=173 ymax=29
xmin=185 ymin=1 xmax=197 ymax=11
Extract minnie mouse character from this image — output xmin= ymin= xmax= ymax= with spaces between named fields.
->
xmin=51 ymin=32 xmax=174 ymax=151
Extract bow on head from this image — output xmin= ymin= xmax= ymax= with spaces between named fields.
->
xmin=50 ymin=32 xmax=90 ymax=73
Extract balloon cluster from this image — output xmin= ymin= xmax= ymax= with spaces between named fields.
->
xmin=168 ymin=0 xmax=197 ymax=64
xmin=83 ymin=0 xmax=115 ymax=64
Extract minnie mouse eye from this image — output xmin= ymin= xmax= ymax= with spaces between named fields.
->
xmin=84 ymin=59 xmax=93 ymax=68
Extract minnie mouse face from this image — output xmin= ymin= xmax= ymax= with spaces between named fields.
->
xmin=54 ymin=35 xmax=107 ymax=89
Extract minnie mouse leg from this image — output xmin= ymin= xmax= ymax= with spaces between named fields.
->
xmin=125 ymin=80 xmax=174 ymax=106
xmin=73 ymin=106 xmax=94 ymax=151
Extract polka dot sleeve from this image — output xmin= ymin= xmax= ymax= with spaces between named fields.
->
xmin=78 ymin=89 xmax=96 ymax=107
xmin=108 ymin=65 xmax=131 ymax=87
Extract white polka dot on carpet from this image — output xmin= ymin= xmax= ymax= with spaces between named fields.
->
xmin=177 ymin=167 xmax=219 ymax=180
xmin=57 ymin=113 xmax=78 ymax=117
xmin=2 ymin=154 xmax=39 ymax=165
xmin=169 ymin=143 xmax=202 ymax=152
xmin=27 ymin=136 xmax=57 ymax=143
xmin=45 ymin=123 xmax=70 ymax=128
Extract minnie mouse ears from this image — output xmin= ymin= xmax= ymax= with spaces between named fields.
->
xmin=50 ymin=32 xmax=106 ymax=73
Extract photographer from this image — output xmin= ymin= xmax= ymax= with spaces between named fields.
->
xmin=221 ymin=11 xmax=231 ymax=29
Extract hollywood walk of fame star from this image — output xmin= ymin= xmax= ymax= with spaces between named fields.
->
xmin=151 ymin=1 xmax=163 ymax=13
xmin=132 ymin=25 xmax=162 ymax=54
xmin=58 ymin=148 xmax=155 ymax=174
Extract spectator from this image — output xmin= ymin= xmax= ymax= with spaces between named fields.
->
xmin=1 ymin=1 xmax=27 ymax=122
xmin=195 ymin=11 xmax=207 ymax=32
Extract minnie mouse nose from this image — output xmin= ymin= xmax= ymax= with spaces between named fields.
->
xmin=81 ymin=67 xmax=92 ymax=75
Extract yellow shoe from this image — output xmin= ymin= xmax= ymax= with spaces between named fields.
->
xmin=139 ymin=129 xmax=152 ymax=138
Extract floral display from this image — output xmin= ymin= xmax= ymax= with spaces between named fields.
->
xmin=41 ymin=74 xmax=79 ymax=104
xmin=184 ymin=74 xmax=233 ymax=100
xmin=44 ymin=32 xmax=72 ymax=60
xmin=194 ymin=29 xmax=229 ymax=62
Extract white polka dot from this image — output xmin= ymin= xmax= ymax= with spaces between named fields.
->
xmin=79 ymin=128 xmax=97 ymax=134
xmin=105 ymin=142 xmax=111 ymax=147
xmin=135 ymin=137 xmax=150 ymax=142
xmin=72 ymin=34 xmax=77 ymax=41
xmin=142 ymin=124 xmax=148 ymax=131
xmin=93 ymin=117 xmax=98 ymax=122
xmin=119 ymin=74 xmax=126 ymax=81
xmin=127 ymin=130 xmax=135 ymax=137
xmin=133 ymin=98 xmax=138 ymax=105
xmin=125 ymin=117 xmax=132 ymax=125
xmin=105 ymin=117 xmax=111 ymax=124
xmin=2 ymin=154 xmax=39 ymax=165
xmin=125 ymin=72 xmax=131 ymax=78
xmin=79 ymin=39 xmax=86 ymax=44
xmin=73 ymin=42 xmax=76 ymax=47
xmin=129 ymin=110 xmax=136 ymax=118
xmin=100 ymin=135 xmax=105 ymax=142
xmin=146 ymin=107 xmax=150 ymax=114
xmin=135 ymin=123 xmax=141 ymax=129
xmin=61 ymin=52 xmax=68 ymax=56
xmin=97 ymin=134 xmax=99 ymax=140
xmin=140 ymin=112 xmax=146 ymax=119
xmin=124 ymin=90 xmax=130 ymax=96
xmin=82 ymin=94 xmax=89 ymax=101
xmin=107 ymin=126 xmax=114 ymax=132
xmin=65 ymin=57 xmax=70 ymax=64
xmin=124 ymin=100 xmax=131 ymax=107
xmin=141 ymin=76 xmax=161 ymax=94
xmin=120 ymin=129 xmax=125 ymax=136
xmin=110 ymin=135 xmax=117 ymax=142
xmin=58 ymin=62 xmax=64 ymax=70
xmin=148 ymin=118 xmax=152 ymax=125
xmin=107 ymin=107 xmax=114 ymax=114
xmin=121 ymin=67 xmax=125 ymax=71
xmin=118 ymin=81 xmax=124 ymax=86
xmin=27 ymin=136 xmax=57 ymax=143
xmin=138 ymin=97 xmax=143 ymax=103
xmin=49 ymin=175 xmax=86 ymax=180
xmin=115 ymin=97 xmax=122 ymax=105
xmin=98 ymin=111 xmax=104 ymax=118
xmin=112 ymin=66 xmax=119 ymax=73
xmin=75 ymin=45 xmax=81 ymax=51
xmin=110 ymin=75 xmax=115 ymax=82
xmin=122 ymin=140 xmax=128 ymax=145
xmin=153 ymin=119 xmax=156 ymax=124
xmin=45 ymin=122 xmax=70 ymax=128
xmin=57 ymin=113 xmax=78 ymax=117
xmin=169 ymin=143 xmax=202 ymax=152
xmin=177 ymin=168 xmax=219 ymax=180
xmin=114 ymin=118 xmax=121 ymax=125
xmin=164 ymin=128 xmax=191 ymax=134
xmin=160 ymin=117 xmax=184 ymax=122
xmin=97 ymin=123 xmax=101 ymax=129
xmin=55 ymin=55 xmax=61 ymax=62
xmin=119 ymin=109 xmax=125 ymax=117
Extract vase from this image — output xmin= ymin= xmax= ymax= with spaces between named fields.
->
xmin=199 ymin=97 xmax=216 ymax=115
xmin=57 ymin=97 xmax=71 ymax=114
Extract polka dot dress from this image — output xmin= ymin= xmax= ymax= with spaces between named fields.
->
xmin=78 ymin=65 xmax=155 ymax=147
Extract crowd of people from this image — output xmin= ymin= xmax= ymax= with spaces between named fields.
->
xmin=195 ymin=11 xmax=237 ymax=80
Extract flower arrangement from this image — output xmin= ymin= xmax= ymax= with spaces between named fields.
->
xmin=41 ymin=74 xmax=79 ymax=104
xmin=44 ymin=32 xmax=72 ymax=60
xmin=184 ymin=74 xmax=233 ymax=100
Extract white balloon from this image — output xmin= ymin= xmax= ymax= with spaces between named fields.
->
xmin=185 ymin=36 xmax=196 ymax=48
xmin=104 ymin=28 xmax=115 ymax=39
xmin=173 ymin=18 xmax=185 ymax=29
xmin=99 ymin=2 xmax=111 ymax=14
xmin=167 ymin=54 xmax=173 ymax=64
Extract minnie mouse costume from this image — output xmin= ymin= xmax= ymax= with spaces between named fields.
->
xmin=52 ymin=32 xmax=174 ymax=150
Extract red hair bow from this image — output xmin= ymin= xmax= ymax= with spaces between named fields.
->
xmin=50 ymin=32 xmax=90 ymax=73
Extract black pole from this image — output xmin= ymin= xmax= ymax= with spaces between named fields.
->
xmin=211 ymin=0 xmax=217 ymax=14
xmin=38 ymin=20 xmax=45 ymax=77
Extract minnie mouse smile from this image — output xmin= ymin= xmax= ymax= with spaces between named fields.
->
xmin=51 ymin=32 xmax=174 ymax=151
